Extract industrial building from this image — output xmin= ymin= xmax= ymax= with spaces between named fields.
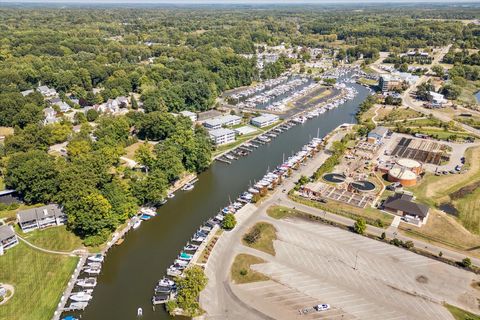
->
xmin=383 ymin=193 xmax=430 ymax=226
xmin=391 ymin=137 xmax=447 ymax=165
xmin=367 ymin=126 xmax=389 ymax=144
xmin=208 ymin=128 xmax=236 ymax=145
xmin=250 ymin=114 xmax=280 ymax=128
xmin=387 ymin=166 xmax=418 ymax=186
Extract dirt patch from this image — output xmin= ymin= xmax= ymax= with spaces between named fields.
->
xmin=471 ymin=281 xmax=480 ymax=290
xmin=416 ymin=275 xmax=429 ymax=284
xmin=450 ymin=181 xmax=480 ymax=200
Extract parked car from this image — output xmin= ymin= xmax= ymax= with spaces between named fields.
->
xmin=314 ymin=304 xmax=330 ymax=312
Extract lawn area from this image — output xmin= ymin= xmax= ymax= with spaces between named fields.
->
xmin=357 ymin=77 xmax=377 ymax=86
xmin=445 ymin=304 xmax=480 ymax=320
xmin=124 ymin=141 xmax=153 ymax=159
xmin=242 ymin=222 xmax=277 ymax=256
xmin=230 ymin=253 xmax=268 ymax=284
xmin=290 ymin=194 xmax=393 ymax=228
xmin=267 ymin=206 xmax=303 ymax=220
xmin=456 ymin=80 xmax=480 ymax=106
xmin=378 ymin=107 xmax=423 ymax=123
xmin=0 ymin=242 xmax=78 ymax=320
xmin=454 ymin=187 xmax=480 ymax=235
xmin=19 ymin=226 xmax=84 ymax=252
xmin=212 ymin=132 xmax=258 ymax=157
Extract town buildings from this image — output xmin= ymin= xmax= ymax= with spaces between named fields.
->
xmin=250 ymin=114 xmax=280 ymax=128
xmin=383 ymin=193 xmax=430 ymax=226
xmin=208 ymin=128 xmax=236 ymax=145
xmin=203 ymin=115 xmax=242 ymax=130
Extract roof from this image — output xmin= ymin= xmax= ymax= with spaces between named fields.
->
xmin=369 ymin=126 xmax=388 ymax=137
xmin=388 ymin=167 xmax=417 ymax=180
xmin=396 ymin=158 xmax=421 ymax=169
xmin=251 ymin=113 xmax=279 ymax=123
xmin=208 ymin=128 xmax=235 ymax=138
xmin=204 ymin=115 xmax=241 ymax=127
xmin=384 ymin=193 xmax=429 ymax=218
xmin=197 ymin=110 xmax=222 ymax=121
xmin=180 ymin=110 xmax=196 ymax=117
xmin=0 ymin=225 xmax=15 ymax=241
xmin=234 ymin=126 xmax=257 ymax=135
xmin=17 ymin=204 xmax=65 ymax=223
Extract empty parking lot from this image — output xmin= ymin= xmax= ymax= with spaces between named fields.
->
xmin=233 ymin=217 xmax=480 ymax=320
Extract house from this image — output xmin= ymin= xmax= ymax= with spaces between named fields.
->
xmin=429 ymin=91 xmax=447 ymax=107
xmin=379 ymin=75 xmax=402 ymax=92
xmin=0 ymin=190 xmax=21 ymax=205
xmin=250 ymin=114 xmax=280 ymax=128
xmin=53 ymin=101 xmax=71 ymax=113
xmin=37 ymin=85 xmax=57 ymax=97
xmin=208 ymin=128 xmax=236 ymax=145
xmin=0 ymin=225 xmax=18 ymax=255
xmin=43 ymin=107 xmax=59 ymax=125
xmin=17 ymin=204 xmax=67 ymax=233
xmin=234 ymin=126 xmax=257 ymax=136
xmin=197 ymin=110 xmax=223 ymax=122
xmin=383 ymin=193 xmax=429 ymax=226
xmin=203 ymin=115 xmax=242 ymax=130
xmin=20 ymin=89 xmax=34 ymax=97
xmin=180 ymin=110 xmax=197 ymax=123
xmin=367 ymin=126 xmax=389 ymax=143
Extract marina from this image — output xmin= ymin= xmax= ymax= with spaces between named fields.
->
xmin=65 ymin=72 xmax=370 ymax=320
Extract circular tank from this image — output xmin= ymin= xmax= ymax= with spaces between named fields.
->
xmin=323 ymin=173 xmax=346 ymax=184
xmin=388 ymin=167 xmax=417 ymax=186
xmin=350 ymin=180 xmax=376 ymax=192
xmin=396 ymin=158 xmax=422 ymax=175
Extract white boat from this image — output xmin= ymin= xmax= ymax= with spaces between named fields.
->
xmin=167 ymin=266 xmax=183 ymax=277
xmin=167 ymin=193 xmax=175 ymax=199
xmin=158 ymin=278 xmax=175 ymax=287
xmin=87 ymin=262 xmax=102 ymax=268
xmin=137 ymin=307 xmax=143 ymax=317
xmin=83 ymin=267 xmax=101 ymax=275
xmin=181 ymin=183 xmax=194 ymax=191
xmin=159 ymin=198 xmax=167 ymax=205
xmin=133 ymin=219 xmax=142 ymax=229
xmin=70 ymin=291 xmax=93 ymax=302
xmin=67 ymin=301 xmax=88 ymax=310
xmin=87 ymin=254 xmax=104 ymax=263
xmin=76 ymin=277 xmax=97 ymax=288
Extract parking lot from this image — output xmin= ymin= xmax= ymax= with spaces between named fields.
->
xmin=234 ymin=217 xmax=480 ymax=320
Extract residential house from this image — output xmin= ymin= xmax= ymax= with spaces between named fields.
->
xmin=37 ymin=85 xmax=57 ymax=97
xmin=251 ymin=114 xmax=279 ymax=128
xmin=203 ymin=115 xmax=242 ymax=130
xmin=0 ymin=225 xmax=18 ymax=255
xmin=43 ymin=107 xmax=59 ymax=125
xmin=180 ymin=110 xmax=197 ymax=123
xmin=17 ymin=204 xmax=67 ymax=233
xmin=20 ymin=89 xmax=34 ymax=97
xmin=208 ymin=128 xmax=236 ymax=145
xmin=383 ymin=193 xmax=430 ymax=226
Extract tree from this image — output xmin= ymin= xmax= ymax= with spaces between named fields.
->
xmin=132 ymin=169 xmax=168 ymax=205
xmin=5 ymin=150 xmax=58 ymax=203
xmin=353 ymin=218 xmax=366 ymax=235
xmin=174 ymin=266 xmax=208 ymax=317
xmin=222 ymin=213 xmax=237 ymax=230
xmin=102 ymin=179 xmax=138 ymax=223
xmin=431 ymin=65 xmax=444 ymax=77
xmin=86 ymin=109 xmax=99 ymax=122
xmin=461 ymin=257 xmax=472 ymax=268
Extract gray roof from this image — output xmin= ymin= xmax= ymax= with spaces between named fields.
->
xmin=384 ymin=193 xmax=429 ymax=218
xmin=251 ymin=113 xmax=279 ymax=123
xmin=17 ymin=204 xmax=65 ymax=223
xmin=0 ymin=225 xmax=15 ymax=241
xmin=204 ymin=115 xmax=241 ymax=127
xmin=369 ymin=126 xmax=388 ymax=136
xmin=209 ymin=128 xmax=235 ymax=138
xmin=197 ymin=110 xmax=222 ymax=121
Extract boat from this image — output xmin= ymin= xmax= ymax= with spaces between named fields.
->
xmin=167 ymin=193 xmax=175 ymax=199
xmin=137 ymin=307 xmax=143 ymax=317
xmin=70 ymin=291 xmax=93 ymax=302
xmin=140 ymin=214 xmax=152 ymax=221
xmin=181 ymin=183 xmax=194 ymax=191
xmin=66 ymin=301 xmax=88 ymax=310
xmin=159 ymin=198 xmax=167 ymax=205
xmin=152 ymin=294 xmax=170 ymax=305
xmin=155 ymin=285 xmax=173 ymax=294
xmin=157 ymin=277 xmax=175 ymax=287
xmin=179 ymin=252 xmax=193 ymax=261
xmin=87 ymin=262 xmax=102 ymax=268
xmin=87 ymin=254 xmax=104 ymax=263
xmin=77 ymin=277 xmax=97 ymax=288
xmin=174 ymin=259 xmax=189 ymax=267
xmin=191 ymin=234 xmax=205 ymax=243
xmin=83 ymin=267 xmax=101 ymax=275
xmin=133 ymin=219 xmax=142 ymax=229
xmin=184 ymin=243 xmax=198 ymax=251
xmin=167 ymin=266 xmax=183 ymax=277
xmin=62 ymin=316 xmax=78 ymax=320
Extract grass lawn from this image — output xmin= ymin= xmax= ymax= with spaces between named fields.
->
xmin=456 ymin=80 xmax=480 ymax=106
xmin=290 ymin=194 xmax=393 ymax=227
xmin=19 ymin=226 xmax=84 ymax=252
xmin=267 ymin=206 xmax=303 ymax=220
xmin=454 ymin=187 xmax=480 ymax=235
xmin=378 ymin=107 xmax=423 ymax=123
xmin=445 ymin=304 xmax=480 ymax=320
xmin=0 ymin=176 xmax=4 ymax=190
xmin=357 ymin=77 xmax=377 ymax=86
xmin=230 ymin=253 xmax=268 ymax=284
xmin=0 ymin=242 xmax=78 ymax=320
xmin=242 ymin=222 xmax=277 ymax=256
xmin=124 ymin=141 xmax=153 ymax=160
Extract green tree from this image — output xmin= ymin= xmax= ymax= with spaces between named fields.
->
xmin=174 ymin=266 xmax=208 ymax=317
xmin=86 ymin=109 xmax=99 ymax=122
xmin=461 ymin=257 xmax=472 ymax=268
xmin=353 ymin=218 xmax=366 ymax=235
xmin=222 ymin=213 xmax=237 ymax=230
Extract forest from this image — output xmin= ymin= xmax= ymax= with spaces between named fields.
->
xmin=1 ymin=5 xmax=480 ymax=245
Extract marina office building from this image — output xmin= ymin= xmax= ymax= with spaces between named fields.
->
xmin=203 ymin=115 xmax=242 ymax=130
xmin=251 ymin=113 xmax=280 ymax=128
xmin=208 ymin=128 xmax=236 ymax=145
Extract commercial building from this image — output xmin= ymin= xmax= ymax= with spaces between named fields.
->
xmin=0 ymin=225 xmax=18 ymax=255
xmin=396 ymin=158 xmax=422 ymax=175
xmin=250 ymin=114 xmax=280 ymax=128
xmin=379 ymin=75 xmax=402 ymax=92
xmin=383 ymin=193 xmax=429 ymax=226
xmin=367 ymin=126 xmax=389 ymax=143
xmin=17 ymin=204 xmax=67 ymax=233
xmin=208 ymin=128 xmax=236 ymax=145
xmin=203 ymin=115 xmax=242 ymax=130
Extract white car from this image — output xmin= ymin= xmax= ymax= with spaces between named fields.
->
xmin=314 ymin=304 xmax=330 ymax=312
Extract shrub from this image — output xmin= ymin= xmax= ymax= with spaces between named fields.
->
xmin=353 ymin=218 xmax=366 ymax=235
xmin=222 ymin=213 xmax=237 ymax=230
xmin=461 ymin=257 xmax=472 ymax=268
xmin=243 ymin=227 xmax=261 ymax=244
xmin=380 ymin=232 xmax=386 ymax=240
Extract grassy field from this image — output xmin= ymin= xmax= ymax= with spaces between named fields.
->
xmin=445 ymin=304 xmax=480 ymax=320
xmin=230 ymin=253 xmax=268 ymax=284
xmin=0 ymin=242 xmax=78 ymax=320
xmin=454 ymin=188 xmax=480 ymax=235
xmin=267 ymin=206 xmax=302 ymax=220
xmin=378 ymin=107 xmax=423 ymax=123
xmin=290 ymin=194 xmax=393 ymax=227
xmin=242 ymin=222 xmax=277 ymax=256
xmin=456 ymin=80 xmax=480 ymax=106
xmin=19 ymin=226 xmax=84 ymax=252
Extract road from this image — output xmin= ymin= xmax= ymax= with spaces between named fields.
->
xmin=199 ymin=126 xmax=480 ymax=319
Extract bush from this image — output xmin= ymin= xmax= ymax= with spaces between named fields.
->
xmin=222 ymin=213 xmax=237 ymax=230
xmin=461 ymin=257 xmax=472 ymax=268
xmin=353 ymin=218 xmax=366 ymax=235
xmin=240 ymin=269 xmax=248 ymax=276
xmin=380 ymin=232 xmax=386 ymax=240
xmin=243 ymin=227 xmax=261 ymax=244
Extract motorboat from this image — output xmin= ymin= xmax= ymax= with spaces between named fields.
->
xmin=184 ymin=244 xmax=199 ymax=251
xmin=66 ymin=301 xmax=88 ymax=310
xmin=137 ymin=307 xmax=143 ymax=317
xmin=152 ymin=294 xmax=170 ymax=305
xmin=62 ymin=316 xmax=78 ymax=320
xmin=155 ymin=285 xmax=173 ymax=294
xmin=70 ymin=291 xmax=93 ymax=302
xmin=83 ymin=267 xmax=101 ymax=275
xmin=179 ymin=252 xmax=193 ymax=261
xmin=157 ymin=277 xmax=175 ymax=287
xmin=77 ymin=277 xmax=97 ymax=288
xmin=132 ymin=219 xmax=142 ymax=229
xmin=140 ymin=214 xmax=152 ymax=221
xmin=87 ymin=262 xmax=101 ymax=268
xmin=87 ymin=254 xmax=104 ymax=263
xmin=174 ymin=259 xmax=189 ymax=267
xmin=181 ymin=183 xmax=194 ymax=191
xmin=167 ymin=266 xmax=183 ymax=277
xmin=167 ymin=193 xmax=175 ymax=199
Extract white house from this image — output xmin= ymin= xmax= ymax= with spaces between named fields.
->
xmin=429 ymin=91 xmax=447 ymax=106
xmin=17 ymin=204 xmax=67 ymax=233
xmin=251 ymin=114 xmax=280 ymax=128
xmin=180 ymin=110 xmax=197 ymax=123
xmin=209 ymin=128 xmax=236 ymax=145
xmin=37 ymin=85 xmax=57 ymax=97
xmin=203 ymin=115 xmax=242 ymax=130
xmin=43 ymin=107 xmax=59 ymax=125
xmin=0 ymin=225 xmax=18 ymax=255
xmin=20 ymin=89 xmax=34 ymax=97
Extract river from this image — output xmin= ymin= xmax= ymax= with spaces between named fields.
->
xmin=77 ymin=81 xmax=369 ymax=320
